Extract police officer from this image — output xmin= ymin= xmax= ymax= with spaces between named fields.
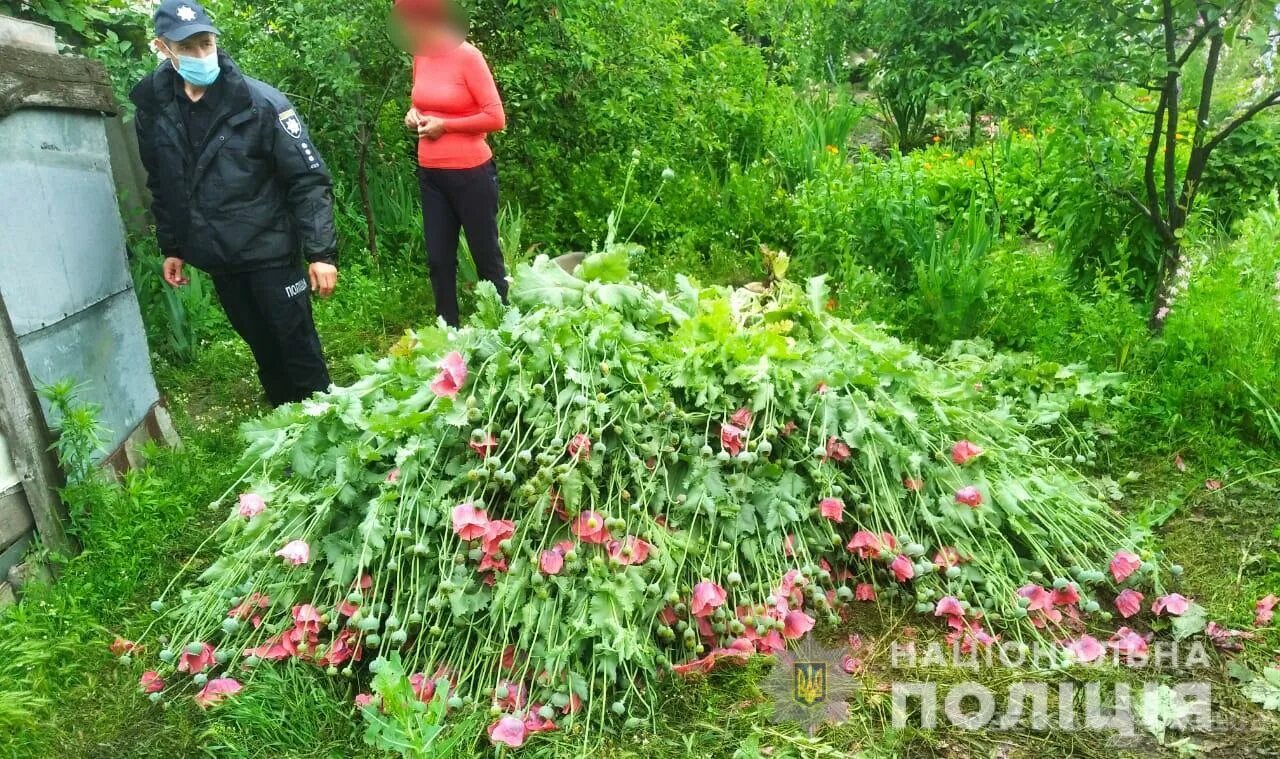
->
xmin=131 ymin=0 xmax=339 ymax=406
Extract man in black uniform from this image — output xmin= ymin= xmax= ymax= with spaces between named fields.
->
xmin=132 ymin=0 xmax=339 ymax=406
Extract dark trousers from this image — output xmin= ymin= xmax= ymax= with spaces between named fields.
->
xmin=211 ymin=265 xmax=331 ymax=407
xmin=418 ymin=160 xmax=509 ymax=327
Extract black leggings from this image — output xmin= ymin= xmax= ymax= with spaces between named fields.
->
xmin=417 ymin=160 xmax=509 ymax=327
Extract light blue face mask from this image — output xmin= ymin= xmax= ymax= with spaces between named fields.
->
xmin=170 ymin=49 xmax=220 ymax=87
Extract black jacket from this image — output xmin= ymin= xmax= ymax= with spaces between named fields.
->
xmin=130 ymin=53 xmax=337 ymax=274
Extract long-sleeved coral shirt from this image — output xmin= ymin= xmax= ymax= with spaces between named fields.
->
xmin=412 ymin=41 xmax=506 ymax=170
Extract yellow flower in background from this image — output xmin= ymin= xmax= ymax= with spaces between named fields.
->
xmin=964 ymin=158 xmax=975 ymax=167
xmin=923 ymin=161 xmax=933 ymax=170
xmin=825 ymin=145 xmax=839 ymax=155
xmin=932 ymin=135 xmax=942 ymax=143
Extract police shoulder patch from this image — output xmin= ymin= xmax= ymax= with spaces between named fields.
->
xmin=278 ymin=109 xmax=303 ymax=139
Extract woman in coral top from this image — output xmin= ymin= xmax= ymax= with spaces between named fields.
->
xmin=395 ymin=0 xmax=508 ymax=327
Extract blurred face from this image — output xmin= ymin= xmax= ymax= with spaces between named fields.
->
xmin=157 ymin=32 xmax=217 ymax=64
xmin=392 ymin=0 xmax=461 ymax=53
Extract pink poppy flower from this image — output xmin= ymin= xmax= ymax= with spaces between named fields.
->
xmin=1065 ymin=635 xmax=1105 ymax=663
xmin=194 ymin=677 xmax=241 ymax=709
xmin=1108 ymin=627 xmax=1149 ymax=658
xmin=320 ymin=629 xmax=361 ymax=667
xmin=782 ymin=610 xmax=815 ymax=640
xmin=1173 ymin=453 xmax=1186 ymax=472
xmin=1206 ymin=621 xmax=1253 ymax=652
xmin=1254 ymin=594 xmax=1278 ymax=627
xmin=409 ymin=672 xmax=438 ymax=703
xmin=238 ymin=493 xmax=266 ymax=519
xmin=954 ymin=486 xmax=983 ymax=508
xmin=354 ymin=693 xmax=375 ymax=709
xmin=567 ymin=433 xmax=592 ymax=462
xmin=815 ymin=381 xmax=830 ymax=394
xmin=855 ymin=583 xmax=876 ymax=601
xmin=720 ymin=423 xmax=745 ymax=457
xmin=903 ymin=477 xmax=924 ymax=492
xmin=275 ymin=540 xmax=310 ymax=566
xmin=178 ymin=643 xmax=216 ymax=674
xmin=386 ymin=468 xmax=400 ymax=484
xmin=606 ymin=535 xmax=651 ymax=565
xmin=932 ymin=546 xmax=962 ymax=569
xmin=481 ymin=519 xmax=516 ymax=556
xmin=950 ymin=440 xmax=984 ymax=465
xmin=1052 ymin=584 xmax=1080 ymax=607
xmin=571 ymin=511 xmax=611 ymax=544
xmin=841 ymin=653 xmax=863 ymax=674
xmin=242 ymin=635 xmax=290 ymax=662
xmin=488 ymin=715 xmax=527 ymax=748
xmin=729 ymin=407 xmax=753 ymax=428
xmin=934 ymin=596 xmax=964 ymax=619
xmin=818 ymin=497 xmax=845 ymax=523
xmin=890 ymin=554 xmax=914 ymax=582
xmin=691 ymin=581 xmax=727 ymax=617
xmin=524 ymin=706 xmax=557 ymax=734
xmin=226 ymin=592 xmax=269 ymax=630
xmin=430 ymin=351 xmax=468 ymax=398
xmin=824 ymin=436 xmax=851 ymax=463
xmin=110 ymin=637 xmax=140 ymax=657
xmin=1109 ymin=551 xmax=1141 ymax=583
xmin=539 ymin=549 xmax=565 ymax=575
xmin=139 ymin=671 xmax=164 ymax=693
xmin=1017 ymin=584 xmax=1054 ymax=612
xmin=478 ymin=552 xmax=508 ymax=574
xmin=1205 ymin=479 xmax=1223 ymax=492
xmin=846 ymin=530 xmax=883 ymax=559
xmin=779 ymin=421 xmax=798 ymax=437
xmin=469 ymin=433 xmax=498 ymax=459
xmin=782 ymin=532 xmax=796 ymax=558
xmin=292 ymin=604 xmax=322 ymax=634
xmin=1152 ymin=593 xmax=1190 ymax=616
xmin=1115 ymin=589 xmax=1144 ymax=618
xmin=451 ymin=502 xmax=489 ymax=541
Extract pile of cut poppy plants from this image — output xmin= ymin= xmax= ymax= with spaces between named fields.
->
xmin=121 ymin=248 xmax=1201 ymax=749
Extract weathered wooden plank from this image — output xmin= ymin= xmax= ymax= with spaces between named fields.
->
xmin=0 ymin=290 xmax=73 ymax=555
xmin=0 ymin=484 xmax=33 ymax=551
xmin=0 ymin=530 xmax=31 ymax=584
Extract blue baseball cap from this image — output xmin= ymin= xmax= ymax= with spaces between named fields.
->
xmin=154 ymin=0 xmax=220 ymax=41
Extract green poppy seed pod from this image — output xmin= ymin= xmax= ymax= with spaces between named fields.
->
xmin=118 ymin=654 xmax=132 ymax=666
xmin=221 ymin=618 xmax=240 ymax=635
xmin=448 ymin=695 xmax=464 ymax=710
xmin=326 ymin=666 xmax=338 ymax=676
xmin=1084 ymin=600 xmax=1101 ymax=613
xmin=215 ymin=650 xmax=230 ymax=664
xmin=193 ymin=674 xmax=208 ymax=687
xmin=408 ymin=612 xmax=423 ymax=624
xmin=946 ymin=566 xmax=962 ymax=579
xmin=186 ymin=642 xmax=206 ymax=656
xmin=812 ymin=445 xmax=827 ymax=458
xmin=369 ymin=659 xmax=385 ymax=675
xmin=495 ymin=685 xmax=510 ymax=700
xmin=1170 ymin=564 xmax=1184 ymax=577
xmin=341 ymin=667 xmax=354 ymax=677
xmin=150 ymin=600 xmax=164 ymax=612
xmin=715 ymin=451 xmax=730 ymax=463
xmin=757 ymin=440 xmax=772 ymax=455
xmin=148 ymin=692 xmax=163 ymax=704
xmin=244 ymin=655 xmax=261 ymax=667
xmin=1053 ymin=577 xmax=1069 ymax=590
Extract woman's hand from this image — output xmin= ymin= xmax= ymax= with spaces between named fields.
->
xmin=417 ymin=116 xmax=446 ymax=140
xmin=404 ymin=107 xmax=423 ymax=131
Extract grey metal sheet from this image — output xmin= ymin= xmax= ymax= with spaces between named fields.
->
xmin=18 ymin=289 xmax=160 ymax=456
xmin=0 ymin=109 xmax=131 ymax=337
